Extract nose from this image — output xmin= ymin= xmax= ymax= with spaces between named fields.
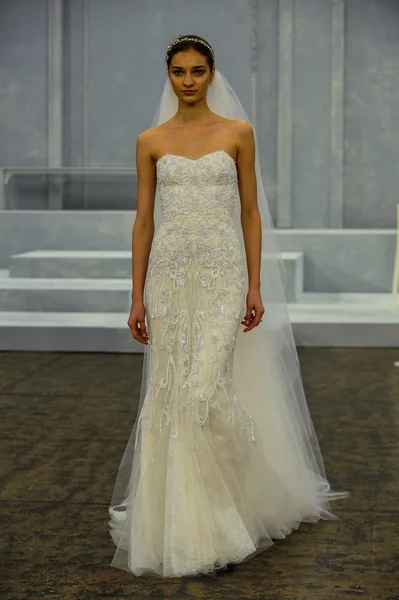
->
xmin=183 ymin=73 xmax=194 ymax=87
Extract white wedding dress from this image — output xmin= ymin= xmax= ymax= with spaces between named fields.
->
xmin=108 ymin=150 xmax=349 ymax=578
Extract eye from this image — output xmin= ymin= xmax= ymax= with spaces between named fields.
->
xmin=172 ymin=69 xmax=205 ymax=76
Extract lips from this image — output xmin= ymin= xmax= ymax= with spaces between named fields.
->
xmin=183 ymin=90 xmax=196 ymax=95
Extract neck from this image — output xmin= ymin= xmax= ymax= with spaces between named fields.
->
xmin=174 ymin=98 xmax=212 ymax=126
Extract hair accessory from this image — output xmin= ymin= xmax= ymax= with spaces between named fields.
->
xmin=165 ymin=36 xmax=215 ymax=63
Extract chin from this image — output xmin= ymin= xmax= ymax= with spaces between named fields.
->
xmin=183 ymin=94 xmax=201 ymax=103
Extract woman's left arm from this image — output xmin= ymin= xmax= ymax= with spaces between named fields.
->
xmin=235 ymin=120 xmax=265 ymax=332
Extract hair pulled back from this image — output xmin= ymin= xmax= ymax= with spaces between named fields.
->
xmin=165 ymin=34 xmax=215 ymax=71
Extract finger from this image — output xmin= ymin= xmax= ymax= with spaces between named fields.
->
xmin=252 ymin=307 xmax=264 ymax=326
xmin=247 ymin=307 xmax=254 ymax=321
xmin=241 ymin=307 xmax=253 ymax=323
xmin=241 ymin=308 xmax=254 ymax=330
xmin=243 ymin=309 xmax=264 ymax=332
xmin=134 ymin=321 xmax=148 ymax=344
xmin=131 ymin=322 xmax=140 ymax=340
xmin=134 ymin=318 xmax=146 ymax=337
xmin=139 ymin=319 xmax=148 ymax=339
xmin=241 ymin=318 xmax=255 ymax=332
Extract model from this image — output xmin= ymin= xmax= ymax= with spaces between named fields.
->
xmin=108 ymin=34 xmax=349 ymax=578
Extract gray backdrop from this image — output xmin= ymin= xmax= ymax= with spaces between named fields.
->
xmin=0 ymin=0 xmax=398 ymax=227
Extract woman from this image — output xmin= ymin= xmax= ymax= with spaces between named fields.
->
xmin=108 ymin=34 xmax=349 ymax=579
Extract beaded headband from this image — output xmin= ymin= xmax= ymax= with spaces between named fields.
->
xmin=165 ymin=36 xmax=215 ymax=63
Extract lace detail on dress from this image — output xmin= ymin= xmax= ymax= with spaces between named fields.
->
xmin=140 ymin=151 xmax=255 ymax=449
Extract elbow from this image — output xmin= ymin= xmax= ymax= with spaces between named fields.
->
xmin=241 ymin=207 xmax=261 ymax=222
xmin=134 ymin=215 xmax=154 ymax=232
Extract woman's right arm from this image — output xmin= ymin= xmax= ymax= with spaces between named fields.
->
xmin=128 ymin=131 xmax=157 ymax=344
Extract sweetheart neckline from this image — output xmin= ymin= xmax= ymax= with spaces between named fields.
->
xmin=155 ymin=150 xmax=237 ymax=168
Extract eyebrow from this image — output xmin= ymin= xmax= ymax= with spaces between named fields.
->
xmin=171 ymin=65 xmax=206 ymax=69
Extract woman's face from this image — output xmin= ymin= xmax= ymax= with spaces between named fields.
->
xmin=168 ymin=48 xmax=215 ymax=104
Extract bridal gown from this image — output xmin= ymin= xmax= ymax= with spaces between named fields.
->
xmin=108 ymin=149 xmax=348 ymax=578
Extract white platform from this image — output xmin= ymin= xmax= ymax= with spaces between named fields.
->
xmin=9 ymin=250 xmax=132 ymax=279
xmin=0 ymin=294 xmax=398 ymax=352
xmin=0 ymin=250 xmax=398 ymax=351
xmin=0 ymin=275 xmax=131 ymax=312
xmin=289 ymin=293 xmax=399 ymax=347
xmin=8 ymin=249 xmax=304 ymax=304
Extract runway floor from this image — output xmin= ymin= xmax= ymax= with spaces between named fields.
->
xmin=1 ymin=347 xmax=398 ymax=599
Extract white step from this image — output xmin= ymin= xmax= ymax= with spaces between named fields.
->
xmin=1 ymin=251 xmax=304 ymax=313
xmin=0 ymin=311 xmax=140 ymax=352
xmin=0 ymin=276 xmax=131 ymax=312
xmin=0 ymin=293 xmax=398 ymax=351
xmin=7 ymin=250 xmax=304 ymax=304
xmin=9 ymin=250 xmax=132 ymax=279
xmin=276 ymin=251 xmax=304 ymax=303
xmin=289 ymin=293 xmax=399 ymax=346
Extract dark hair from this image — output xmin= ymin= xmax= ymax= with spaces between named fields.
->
xmin=165 ymin=34 xmax=215 ymax=71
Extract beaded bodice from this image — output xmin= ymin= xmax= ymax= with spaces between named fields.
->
xmin=146 ymin=150 xmax=244 ymax=286
xmin=156 ymin=150 xmax=238 ymax=222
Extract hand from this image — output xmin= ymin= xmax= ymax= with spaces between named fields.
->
xmin=127 ymin=301 xmax=149 ymax=345
xmin=241 ymin=289 xmax=265 ymax=332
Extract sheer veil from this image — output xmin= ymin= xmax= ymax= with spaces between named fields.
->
xmin=109 ymin=68 xmax=349 ymax=531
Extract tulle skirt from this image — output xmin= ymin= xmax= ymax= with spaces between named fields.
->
xmin=108 ymin=312 xmax=349 ymax=578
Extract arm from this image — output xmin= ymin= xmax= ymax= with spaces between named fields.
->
xmin=128 ymin=131 xmax=156 ymax=344
xmin=236 ymin=120 xmax=265 ymax=332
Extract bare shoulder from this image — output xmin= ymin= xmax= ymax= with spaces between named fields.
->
xmin=232 ymin=119 xmax=255 ymax=158
xmin=136 ymin=125 xmax=159 ymax=150
xmin=136 ymin=126 xmax=159 ymax=164
xmin=218 ymin=116 xmax=251 ymax=129
xmin=227 ymin=119 xmax=255 ymax=166
xmin=137 ymin=123 xmax=170 ymax=162
xmin=220 ymin=117 xmax=254 ymax=145
xmin=232 ymin=119 xmax=254 ymax=140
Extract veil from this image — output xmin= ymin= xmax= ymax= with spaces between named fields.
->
xmin=109 ymin=69 xmax=349 ymax=543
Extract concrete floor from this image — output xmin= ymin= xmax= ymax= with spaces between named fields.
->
xmin=1 ymin=347 xmax=398 ymax=599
